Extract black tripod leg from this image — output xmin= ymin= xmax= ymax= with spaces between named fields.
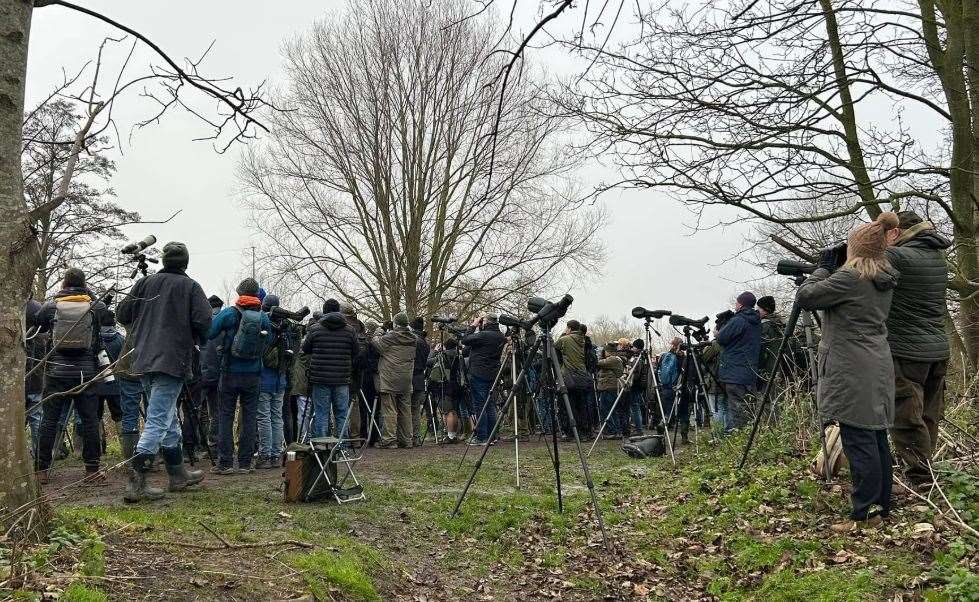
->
xmin=738 ymin=300 xmax=804 ymax=470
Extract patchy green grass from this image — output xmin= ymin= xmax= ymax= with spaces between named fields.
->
xmin=60 ymin=583 xmax=108 ymax=602
xmin=288 ymin=548 xmax=381 ymax=602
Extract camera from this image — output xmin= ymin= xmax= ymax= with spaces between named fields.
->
xmin=776 ymin=260 xmax=816 ymax=277
xmin=121 ymin=235 xmax=157 ymax=255
xmin=270 ymin=305 xmax=311 ymax=323
xmin=431 ymin=316 xmax=456 ymax=324
xmin=631 ymin=306 xmax=672 ymax=320
xmin=715 ymin=309 xmax=734 ymax=324
xmin=668 ymin=314 xmax=709 ymax=329
xmin=498 ymin=314 xmax=525 ymax=329
xmin=527 ymin=294 xmax=573 ymax=326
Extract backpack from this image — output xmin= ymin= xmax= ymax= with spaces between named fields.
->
xmin=52 ymin=298 xmax=95 ymax=352
xmin=584 ymin=339 xmax=598 ymax=374
xmin=429 ymin=351 xmax=452 ymax=383
xmin=230 ymin=308 xmax=265 ymax=360
xmin=262 ymin=329 xmax=283 ymax=369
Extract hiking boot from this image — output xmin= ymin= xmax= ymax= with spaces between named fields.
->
xmin=35 ymin=469 xmax=49 ymax=486
xmin=254 ymin=457 xmax=272 ymax=470
xmin=162 ymin=446 xmax=204 ymax=492
xmin=83 ymin=465 xmax=108 ymax=487
xmin=829 ymin=515 xmax=882 ymax=534
xmin=120 ymin=432 xmax=139 ymax=462
xmin=211 ymin=466 xmax=236 ymax=475
xmin=680 ymin=433 xmax=691 ymax=445
xmin=124 ymin=454 xmax=164 ymax=503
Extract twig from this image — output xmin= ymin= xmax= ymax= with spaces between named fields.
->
xmin=894 ymin=475 xmax=979 ymax=539
xmin=197 ymin=521 xmax=313 ymax=550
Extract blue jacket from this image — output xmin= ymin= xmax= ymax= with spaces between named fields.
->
xmin=657 ymin=351 xmax=679 ymax=388
xmin=716 ymin=308 xmax=762 ymax=386
xmin=207 ymin=305 xmax=274 ymax=375
xmin=200 ymin=307 xmax=224 ymax=386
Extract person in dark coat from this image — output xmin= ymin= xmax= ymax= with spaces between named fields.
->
xmin=554 ymin=320 xmax=591 ymax=439
xmin=428 ymin=338 xmax=463 ymax=442
xmin=461 ymin=314 xmax=506 ymax=444
xmin=116 ymin=243 xmax=212 ymax=501
xmin=799 ymin=212 xmax=901 ymax=533
xmin=716 ymin=291 xmax=762 ymax=431
xmin=409 ymin=317 xmax=431 ymax=446
xmin=33 ymin=268 xmax=108 ymax=483
xmin=256 ymin=294 xmax=291 ymax=468
xmin=93 ymin=311 xmax=124 ymax=449
xmin=884 ymin=211 xmax=952 ymax=487
xmin=339 ymin=303 xmax=369 ymax=441
xmin=373 ymin=313 xmax=418 ymax=448
xmin=206 ymin=278 xmax=274 ymax=474
xmin=200 ymin=295 xmax=224 ymax=458
xmin=302 ymin=303 xmax=360 ymax=440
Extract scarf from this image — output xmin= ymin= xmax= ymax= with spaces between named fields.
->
xmin=236 ymin=295 xmax=262 ymax=309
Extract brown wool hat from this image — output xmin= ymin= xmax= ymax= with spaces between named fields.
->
xmin=848 ymin=212 xmax=900 ymax=260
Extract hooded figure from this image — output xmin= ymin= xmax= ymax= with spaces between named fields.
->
xmin=798 ymin=211 xmax=901 ymax=532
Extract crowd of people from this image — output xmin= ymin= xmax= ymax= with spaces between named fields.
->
xmin=22 ymin=209 xmax=953 ymax=535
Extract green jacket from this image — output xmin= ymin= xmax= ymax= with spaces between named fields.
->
xmin=885 ymin=223 xmax=951 ymax=362
xmin=596 ymin=354 xmax=624 ymax=391
xmin=555 ymin=332 xmax=586 ymax=373
xmin=758 ymin=314 xmax=785 ymax=380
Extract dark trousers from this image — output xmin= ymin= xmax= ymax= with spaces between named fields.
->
xmin=283 ymin=394 xmax=299 ymax=445
xmin=671 ymin=386 xmax=693 ymax=436
xmin=37 ymin=379 xmax=101 ymax=470
xmin=889 ymin=358 xmax=947 ymax=484
xmin=839 ymin=424 xmax=893 ymax=520
xmin=566 ymin=388 xmax=591 ymax=436
xmin=217 ymin=372 xmax=260 ymax=469
xmin=97 ymin=395 xmax=122 ymax=422
xmin=202 ymin=383 xmax=220 ymax=451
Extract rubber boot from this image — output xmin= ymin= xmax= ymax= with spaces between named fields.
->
xmin=124 ymin=453 xmax=164 ymax=503
xmin=120 ymin=432 xmax=139 ymax=462
xmin=162 ymin=446 xmax=204 ymax=492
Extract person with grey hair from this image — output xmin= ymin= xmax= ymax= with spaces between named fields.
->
xmin=372 ymin=312 xmax=417 ymax=448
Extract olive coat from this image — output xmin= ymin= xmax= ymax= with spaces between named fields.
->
xmin=797 ymin=266 xmax=899 ymax=430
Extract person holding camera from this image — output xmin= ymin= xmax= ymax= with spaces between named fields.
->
xmin=884 ymin=211 xmax=952 ymax=489
xmin=716 ymin=292 xmax=762 ymax=431
xmin=117 ymin=243 xmax=213 ymax=500
xmin=554 ymin=319 xmax=592 ymax=440
xmin=702 ymin=312 xmax=730 ymax=433
xmin=409 ymin=317 xmax=431 ymax=446
xmin=373 ymin=312 xmax=418 ymax=448
xmin=206 ymin=277 xmax=274 ymax=475
xmin=462 ymin=314 xmax=506 ymax=445
xmin=428 ymin=338 xmax=464 ymax=442
xmin=798 ymin=212 xmax=901 ymax=532
xmin=33 ymin=268 xmax=110 ymax=486
xmin=256 ymin=294 xmax=293 ymax=468
xmin=597 ymin=341 xmax=625 ymax=439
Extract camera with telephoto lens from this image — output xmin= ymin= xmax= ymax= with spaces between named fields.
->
xmin=776 ymin=242 xmax=848 ymax=277
xmin=631 ymin=306 xmax=672 ymax=320
xmin=669 ymin=314 xmax=709 ymax=329
xmin=527 ymin=294 xmax=573 ymax=328
xmin=432 ymin=315 xmax=456 ymax=324
xmin=269 ymin=305 xmax=311 ymax=323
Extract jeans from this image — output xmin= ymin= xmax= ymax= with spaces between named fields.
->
xmin=37 ymin=380 xmax=101 ymax=470
xmin=840 ymin=425 xmax=893 ymax=520
xmin=725 ymin=383 xmax=754 ymax=431
xmin=311 ymin=385 xmax=350 ymax=440
xmin=470 ymin=375 xmax=496 ymax=442
xmin=295 ymin=395 xmax=311 ymax=442
xmin=599 ymin=390 xmax=620 ymax=435
xmin=137 ymin=372 xmax=185 ymax=456
xmin=257 ymin=387 xmax=285 ymax=458
xmin=118 ymin=377 xmax=144 ymax=435
xmin=709 ymin=393 xmax=728 ymax=433
xmin=218 ymin=372 xmax=260 ymax=469
xmin=26 ymin=393 xmax=42 ymax=457
xmin=629 ymin=389 xmax=645 ymax=433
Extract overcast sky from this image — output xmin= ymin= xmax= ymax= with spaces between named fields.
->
xmin=27 ymin=1 xmax=765 ymax=327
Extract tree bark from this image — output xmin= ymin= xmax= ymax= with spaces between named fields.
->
xmin=0 ymin=0 xmax=37 ymax=523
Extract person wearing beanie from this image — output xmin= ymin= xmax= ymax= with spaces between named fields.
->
xmin=161 ymin=242 xmax=189 ymax=271
xmin=33 ymin=267 xmax=110 ymax=485
xmin=462 ymin=313 xmax=506 ymax=445
xmin=200 ymin=294 xmax=227 ymax=459
xmin=880 ymin=211 xmax=952 ymax=488
xmin=206 ymin=279 xmax=275 ymax=475
xmin=116 ymin=245 xmax=212 ymax=502
xmin=626 ymin=338 xmax=650 ymax=436
xmin=408 ymin=317 xmax=431 ymax=446
xmin=254 ymin=294 xmax=292 ymax=468
xmin=716 ymin=291 xmax=762 ymax=431
xmin=301 ymin=298 xmax=360 ymax=444
xmin=798 ymin=211 xmax=901 ymax=533
xmin=372 ymin=312 xmax=418 ymax=448
xmin=337 ymin=303 xmax=369 ymax=443
xmin=596 ymin=342 xmax=625 ymax=439
xmin=323 ymin=298 xmax=341 ymax=314
xmin=208 ymin=295 xmax=224 ymax=309
xmin=755 ymin=295 xmax=787 ymax=399
xmin=554 ymin=319 xmax=592 ymax=440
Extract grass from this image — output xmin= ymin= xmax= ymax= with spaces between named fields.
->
xmin=60 ymin=583 xmax=108 ymax=602
xmin=15 ymin=418 xmax=979 ymax=600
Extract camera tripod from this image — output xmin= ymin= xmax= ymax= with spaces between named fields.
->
xmin=738 ymin=276 xmax=830 ymax=481
xmin=667 ymin=326 xmax=713 ymax=455
xmin=588 ymin=317 xmax=676 ymax=464
xmin=451 ymin=318 xmax=611 ymax=551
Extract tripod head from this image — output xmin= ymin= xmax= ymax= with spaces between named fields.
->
xmin=128 ymin=253 xmax=159 ymax=279
xmin=525 ymin=294 xmax=573 ymax=332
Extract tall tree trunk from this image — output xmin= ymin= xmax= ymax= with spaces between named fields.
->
xmin=0 ymin=0 xmax=37 ymax=525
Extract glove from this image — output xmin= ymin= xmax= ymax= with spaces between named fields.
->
xmin=817 ymin=248 xmax=838 ymax=272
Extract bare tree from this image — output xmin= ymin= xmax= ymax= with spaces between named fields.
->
xmin=552 ymin=0 xmax=979 ymax=364
xmin=240 ymin=0 xmax=605 ymax=323
xmin=0 ymin=0 xmax=267 ymax=527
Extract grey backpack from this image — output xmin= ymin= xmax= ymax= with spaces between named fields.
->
xmin=52 ymin=299 xmax=94 ymax=352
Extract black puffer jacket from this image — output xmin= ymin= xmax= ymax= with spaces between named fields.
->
xmin=35 ymin=287 xmax=107 ymax=384
xmin=302 ymin=312 xmax=360 ymax=386
xmin=25 ymin=300 xmax=45 ymax=395
xmin=412 ymin=329 xmax=431 ymax=392
xmin=461 ymin=324 xmax=506 ymax=381
xmin=885 ymin=227 xmax=951 ymax=362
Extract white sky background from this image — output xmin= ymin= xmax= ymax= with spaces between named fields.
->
xmin=26 ymin=0 xmax=765 ymax=326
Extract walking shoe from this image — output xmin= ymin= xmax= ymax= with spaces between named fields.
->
xmin=83 ymin=466 xmax=108 ymax=487
xmin=602 ymin=433 xmax=621 ymax=440
xmin=211 ymin=466 xmax=236 ymax=475
xmin=236 ymin=465 xmax=254 ymax=474
xmin=829 ymin=515 xmax=882 ymax=534
xmin=468 ymin=439 xmax=488 ymax=447
xmin=254 ymin=457 xmax=272 ymax=470
xmin=378 ymin=441 xmax=399 ymax=449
